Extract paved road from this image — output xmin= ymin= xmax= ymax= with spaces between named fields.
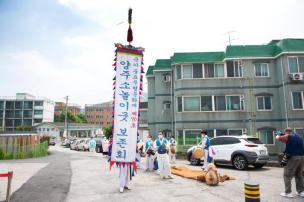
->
xmin=1 ymin=146 xmax=303 ymax=202
xmin=1 ymin=147 xmax=71 ymax=202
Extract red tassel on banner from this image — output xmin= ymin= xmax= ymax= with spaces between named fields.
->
xmin=127 ymin=25 xmax=133 ymax=43
xmin=112 ymin=62 xmax=116 ymax=66
xmin=132 ymin=161 xmax=137 ymax=172
xmin=110 ymin=161 xmax=115 ymax=170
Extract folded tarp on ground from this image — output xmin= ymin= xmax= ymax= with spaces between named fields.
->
xmin=171 ymin=165 xmax=235 ymax=183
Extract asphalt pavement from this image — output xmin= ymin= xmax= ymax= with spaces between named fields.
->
xmin=1 ymin=146 xmax=303 ymax=202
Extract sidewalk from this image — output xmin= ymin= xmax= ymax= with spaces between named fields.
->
xmin=0 ymin=162 xmax=48 ymax=201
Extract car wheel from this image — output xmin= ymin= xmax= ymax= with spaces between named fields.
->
xmin=253 ymin=163 xmax=265 ymax=169
xmin=233 ymin=154 xmax=248 ymax=170
xmin=190 ymin=155 xmax=201 ymax=166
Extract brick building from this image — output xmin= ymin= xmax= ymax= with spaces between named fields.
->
xmin=85 ymin=101 xmax=113 ymax=128
xmin=54 ymin=102 xmax=81 ymax=116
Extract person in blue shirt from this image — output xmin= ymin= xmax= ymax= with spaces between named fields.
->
xmin=144 ymin=134 xmax=154 ymax=172
xmin=88 ymin=137 xmax=96 ymax=155
xmin=136 ymin=135 xmax=143 ymax=169
xmin=276 ymin=127 xmax=304 ymax=198
xmin=154 ymin=131 xmax=173 ymax=179
xmin=201 ymin=129 xmax=211 ymax=171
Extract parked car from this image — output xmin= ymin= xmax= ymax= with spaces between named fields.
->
xmin=187 ymin=136 xmax=270 ymax=170
xmin=78 ymin=139 xmax=90 ymax=151
xmin=49 ymin=137 xmax=56 ymax=146
xmin=61 ymin=139 xmax=68 ymax=147
xmin=95 ymin=137 xmax=109 ymax=154
xmin=70 ymin=139 xmax=80 ymax=150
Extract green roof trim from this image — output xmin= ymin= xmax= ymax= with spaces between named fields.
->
xmin=146 ymin=38 xmax=304 ymax=77
xmin=226 ymin=38 xmax=304 ymax=58
xmin=276 ymin=38 xmax=304 ymax=53
xmin=172 ymin=52 xmax=225 ymax=63
xmin=146 ymin=65 xmax=154 ymax=76
xmin=154 ymin=59 xmax=171 ymax=68
xmin=226 ymin=45 xmax=275 ymax=58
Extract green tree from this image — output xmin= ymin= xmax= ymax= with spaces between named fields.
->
xmin=76 ymin=113 xmax=88 ymax=123
xmin=54 ymin=110 xmax=88 ymax=123
xmin=103 ymin=125 xmax=113 ymax=139
xmin=16 ymin=125 xmax=33 ymax=131
xmin=0 ymin=127 xmax=4 ymax=132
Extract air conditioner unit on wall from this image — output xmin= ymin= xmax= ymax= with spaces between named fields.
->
xmin=290 ymin=73 xmax=304 ymax=81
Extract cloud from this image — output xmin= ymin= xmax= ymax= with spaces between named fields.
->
xmin=1 ymin=0 xmax=304 ymax=107
xmin=0 ymin=48 xmax=114 ymax=105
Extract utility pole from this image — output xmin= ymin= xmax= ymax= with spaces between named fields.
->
xmin=64 ymin=96 xmax=69 ymax=139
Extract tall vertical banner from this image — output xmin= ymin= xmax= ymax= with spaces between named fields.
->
xmin=110 ymin=44 xmax=144 ymax=168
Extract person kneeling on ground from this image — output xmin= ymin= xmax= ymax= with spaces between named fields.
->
xmin=276 ymin=127 xmax=304 ymax=198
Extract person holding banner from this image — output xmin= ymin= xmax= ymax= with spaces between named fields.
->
xmin=119 ymin=165 xmax=131 ymax=193
xmin=145 ymin=134 xmax=155 ymax=172
xmin=109 ymin=8 xmax=146 ymax=194
xmin=155 ymin=131 xmax=173 ymax=179
xmin=108 ymin=135 xmax=132 ymax=193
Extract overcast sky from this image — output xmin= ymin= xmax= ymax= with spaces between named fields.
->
xmin=0 ymin=0 xmax=303 ymax=107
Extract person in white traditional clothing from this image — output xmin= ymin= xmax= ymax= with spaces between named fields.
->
xmin=144 ymin=134 xmax=155 ymax=172
xmin=154 ymin=131 xmax=173 ymax=179
xmin=108 ymin=135 xmax=132 ymax=193
xmin=119 ymin=165 xmax=131 ymax=193
xmin=169 ymin=136 xmax=177 ymax=163
xmin=201 ymin=129 xmax=211 ymax=171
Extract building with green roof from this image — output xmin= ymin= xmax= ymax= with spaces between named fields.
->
xmin=147 ymin=38 xmax=304 ymax=156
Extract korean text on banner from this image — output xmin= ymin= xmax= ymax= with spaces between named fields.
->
xmin=111 ymin=48 xmax=143 ymax=163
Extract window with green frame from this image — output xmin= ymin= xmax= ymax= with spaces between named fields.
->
xmin=176 ymin=65 xmax=181 ymax=80
xmin=176 ymin=130 xmax=183 ymax=145
xmin=258 ymin=129 xmax=275 ymax=145
xmin=185 ymin=130 xmax=201 ymax=145
xmin=255 ymin=63 xmax=269 ymax=77
xmin=182 ymin=64 xmax=192 ymax=78
xmin=184 ymin=97 xmax=200 ymax=111
xmin=177 ymin=97 xmax=182 ymax=112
